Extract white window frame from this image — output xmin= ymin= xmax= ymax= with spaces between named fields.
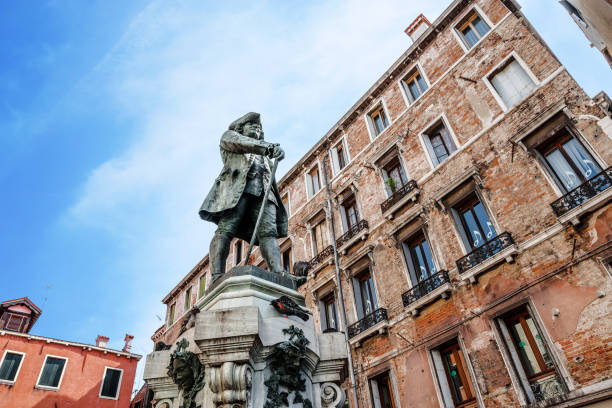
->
xmin=99 ymin=366 xmax=124 ymax=400
xmin=365 ymin=99 xmax=393 ymax=141
xmin=451 ymin=4 xmax=494 ymax=52
xmin=36 ymin=354 xmax=68 ymax=391
xmin=398 ymin=62 xmax=432 ymax=107
xmin=483 ymin=51 xmax=540 ymax=112
xmin=309 ymin=214 xmax=331 ymax=258
xmin=419 ymin=113 xmax=461 ymax=170
xmin=0 ymin=350 xmax=26 ymax=385
xmin=400 ymin=227 xmax=443 ymax=289
xmin=329 ymin=136 xmax=351 ymax=178
xmin=349 ymin=262 xmax=382 ymax=322
xmin=317 ymin=287 xmax=341 ymax=332
xmin=305 ymin=161 xmax=323 ymax=200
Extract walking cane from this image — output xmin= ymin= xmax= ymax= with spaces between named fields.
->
xmin=244 ymin=151 xmax=280 ymax=266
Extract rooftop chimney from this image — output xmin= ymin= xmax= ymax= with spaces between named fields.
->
xmin=95 ymin=335 xmax=109 ymax=348
xmin=405 ymin=13 xmax=432 ymax=42
xmin=123 ymin=334 xmax=134 ymax=352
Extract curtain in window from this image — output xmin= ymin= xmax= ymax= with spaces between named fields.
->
xmin=491 ymin=60 xmax=536 ymax=108
xmin=563 ymin=138 xmax=601 ymax=179
xmin=0 ymin=353 xmax=22 ymax=381
xmin=546 ymin=149 xmax=582 ymax=190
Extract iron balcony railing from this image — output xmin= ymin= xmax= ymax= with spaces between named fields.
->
xmin=380 ymin=180 xmax=418 ymax=212
xmin=347 ymin=307 xmax=388 ymax=339
xmin=402 ymin=269 xmax=450 ymax=307
xmin=307 ymin=244 xmax=334 ymax=270
xmin=337 ymin=219 xmax=369 ymax=248
xmin=456 ymin=232 xmax=515 ymax=274
xmin=550 ymin=166 xmax=612 ymax=217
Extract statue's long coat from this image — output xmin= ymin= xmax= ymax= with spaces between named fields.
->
xmin=199 ymin=130 xmax=288 ymax=242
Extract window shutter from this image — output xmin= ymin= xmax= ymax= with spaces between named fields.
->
xmin=499 ymin=320 xmax=536 ymax=402
xmin=423 ymin=135 xmax=439 ymax=166
xmin=318 ymin=301 xmax=327 ymax=331
xmin=340 ymin=206 xmax=349 ymax=232
xmin=440 ymin=126 xmax=457 ymax=155
xmin=331 ymin=147 xmax=341 ymax=175
xmin=306 ymin=174 xmax=314 ymax=198
xmin=431 ymin=350 xmax=455 ymax=408
xmin=404 ymin=82 xmax=415 ymax=104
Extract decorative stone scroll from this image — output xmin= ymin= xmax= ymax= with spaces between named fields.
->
xmin=320 ymin=382 xmax=345 ymax=408
xmin=210 ymin=362 xmax=254 ymax=408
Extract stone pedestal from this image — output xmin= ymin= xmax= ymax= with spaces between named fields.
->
xmin=144 ymin=266 xmax=347 ymax=408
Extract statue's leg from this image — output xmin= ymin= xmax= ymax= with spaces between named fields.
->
xmin=211 ymin=197 xmax=248 ymax=282
xmin=209 ymin=231 xmax=231 ymax=282
xmin=257 ymin=201 xmax=283 ymax=274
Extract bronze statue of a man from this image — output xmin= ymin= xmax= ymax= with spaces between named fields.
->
xmin=199 ymin=112 xmax=287 ymax=282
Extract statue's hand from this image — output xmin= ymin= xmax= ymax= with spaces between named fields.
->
xmin=271 ymin=145 xmax=285 ymax=161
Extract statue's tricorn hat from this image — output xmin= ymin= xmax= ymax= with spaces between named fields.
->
xmin=229 ymin=112 xmax=261 ymax=131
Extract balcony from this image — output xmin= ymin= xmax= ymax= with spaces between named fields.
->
xmin=402 ymin=270 xmax=451 ymax=315
xmin=347 ymin=307 xmax=388 ymax=340
xmin=550 ymin=167 xmax=612 ymax=225
xmin=337 ymin=219 xmax=369 ymax=254
xmin=380 ymin=180 xmax=419 ymax=218
xmin=307 ymin=244 xmax=334 ymax=273
xmin=456 ymin=232 xmax=518 ymax=283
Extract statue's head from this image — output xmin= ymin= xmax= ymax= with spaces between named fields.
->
xmin=229 ymin=112 xmax=264 ymax=140
xmin=167 ymin=339 xmax=203 ymax=394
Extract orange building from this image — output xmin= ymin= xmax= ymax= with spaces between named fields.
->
xmin=0 ymin=298 xmax=141 ymax=408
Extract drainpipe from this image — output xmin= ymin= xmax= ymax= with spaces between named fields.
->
xmin=321 ymin=152 xmax=360 ymax=408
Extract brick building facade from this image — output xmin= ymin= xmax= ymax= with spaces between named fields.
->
xmin=0 ymin=298 xmax=141 ymax=408
xmin=153 ymin=0 xmax=612 ymax=406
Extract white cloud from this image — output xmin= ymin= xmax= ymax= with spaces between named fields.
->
xmin=66 ymin=0 xmax=448 ymax=386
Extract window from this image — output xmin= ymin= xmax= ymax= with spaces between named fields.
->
xmin=422 ymin=121 xmax=457 ymax=167
xmin=340 ymin=195 xmax=360 ymax=232
xmin=402 ymin=231 xmax=437 ymax=286
xmin=537 ymin=130 xmax=602 ymax=192
xmin=331 ymin=141 xmax=349 ymax=174
xmin=184 ymin=287 xmax=192 ymax=311
xmin=369 ymin=372 xmax=396 ymax=408
xmin=198 ymin=274 xmax=207 ymax=298
xmin=312 ymin=219 xmax=329 ymax=255
xmin=381 ymin=156 xmax=408 ymax=196
xmin=37 ymin=356 xmax=67 ymax=389
xmin=498 ymin=306 xmax=566 ymax=402
xmin=489 ymin=58 xmax=536 ymax=109
xmin=402 ymin=67 xmax=429 ymax=104
xmin=0 ymin=351 xmax=24 ymax=383
xmin=2 ymin=313 xmax=29 ymax=332
xmin=100 ymin=367 xmax=123 ymax=399
xmin=321 ymin=293 xmax=338 ymax=332
xmin=282 ymin=247 xmax=292 ymax=274
xmin=369 ymin=105 xmax=389 ymax=137
xmin=234 ymin=240 xmax=243 ymax=265
xmin=353 ymin=269 xmax=378 ymax=318
xmin=454 ymin=193 xmax=497 ymax=251
xmin=432 ymin=340 xmax=477 ymax=408
xmin=168 ymin=303 xmax=176 ymax=326
xmin=281 ymin=194 xmax=290 ymax=216
xmin=456 ymin=11 xmax=490 ymax=49
xmin=307 ymin=165 xmax=322 ymax=198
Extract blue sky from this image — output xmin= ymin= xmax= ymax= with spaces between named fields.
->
xmin=1 ymin=0 xmax=611 ymax=393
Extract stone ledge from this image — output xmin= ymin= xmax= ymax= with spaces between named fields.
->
xmin=348 ymin=320 xmax=388 ymax=347
xmin=404 ymin=282 xmax=452 ymax=317
xmin=459 ymin=244 xmax=519 ymax=284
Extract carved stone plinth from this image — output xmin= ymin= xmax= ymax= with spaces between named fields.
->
xmin=144 ymin=266 xmax=347 ymax=408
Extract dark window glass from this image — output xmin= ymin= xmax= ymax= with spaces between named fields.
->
xmin=309 ymin=168 xmax=321 ymax=195
xmin=38 ymin=357 xmax=66 ymax=388
xmin=322 ymin=294 xmax=337 ymax=331
xmin=381 ymin=156 xmax=408 ymax=196
xmin=457 ymin=195 xmax=497 ymax=250
xmin=3 ymin=313 xmax=28 ymax=332
xmin=404 ymin=70 xmax=429 ymax=102
xmin=341 ymin=196 xmax=360 ymax=231
xmin=0 ymin=353 xmax=23 ymax=382
xmin=370 ymin=107 xmax=389 ymax=136
xmin=337 ymin=145 xmax=347 ymax=170
xmin=101 ymin=368 xmax=122 ymax=398
xmin=539 ymin=132 xmax=602 ymax=192
xmin=427 ymin=124 xmax=456 ymax=165
xmin=459 ymin=13 xmax=490 ymax=48
xmin=235 ymin=241 xmax=242 ymax=265
xmin=440 ymin=342 xmax=476 ymax=406
xmin=402 ymin=233 xmax=436 ymax=285
xmin=358 ymin=271 xmax=377 ymax=316
xmin=371 ymin=373 xmax=396 ymax=408
xmin=282 ymin=248 xmax=292 ymax=274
